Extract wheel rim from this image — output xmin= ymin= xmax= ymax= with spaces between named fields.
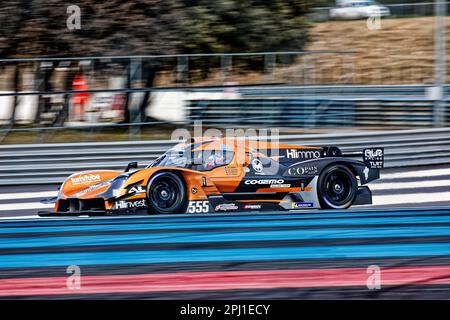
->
xmin=323 ymin=170 xmax=354 ymax=206
xmin=149 ymin=176 xmax=180 ymax=210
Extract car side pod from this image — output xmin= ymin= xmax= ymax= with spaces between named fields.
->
xmin=352 ymin=186 xmax=373 ymax=206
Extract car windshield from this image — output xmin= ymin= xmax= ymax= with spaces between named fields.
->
xmin=149 ymin=147 xmax=190 ymax=168
xmin=148 ymin=145 xmax=234 ymax=171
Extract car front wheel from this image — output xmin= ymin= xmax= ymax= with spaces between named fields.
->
xmin=147 ymin=171 xmax=187 ymax=214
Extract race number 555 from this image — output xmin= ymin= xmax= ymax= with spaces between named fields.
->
xmin=187 ymin=201 xmax=210 ymax=213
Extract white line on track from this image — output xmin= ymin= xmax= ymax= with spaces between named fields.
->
xmin=381 ymin=168 xmax=450 ymax=180
xmin=0 ymin=215 xmax=38 ymax=220
xmin=369 ymin=179 xmax=450 ymax=190
xmin=0 ymin=202 xmax=53 ymax=211
xmin=0 ymin=191 xmax=57 ymax=201
xmin=373 ymin=192 xmax=450 ymax=206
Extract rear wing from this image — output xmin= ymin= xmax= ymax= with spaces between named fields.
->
xmin=324 ymin=147 xmax=384 ymax=169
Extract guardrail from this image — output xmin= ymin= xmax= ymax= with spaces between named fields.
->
xmin=0 ymin=128 xmax=448 ymax=185
xmin=186 ymin=84 xmax=439 ymax=98
xmin=188 ymin=98 xmax=446 ymax=128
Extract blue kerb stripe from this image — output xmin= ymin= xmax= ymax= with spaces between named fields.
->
xmin=1 ymin=210 xmax=450 ymax=235
xmin=1 ymin=242 xmax=450 ymax=268
xmin=2 ymin=225 xmax=450 ymax=249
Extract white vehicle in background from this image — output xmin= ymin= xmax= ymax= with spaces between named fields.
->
xmin=330 ymin=0 xmax=390 ymax=20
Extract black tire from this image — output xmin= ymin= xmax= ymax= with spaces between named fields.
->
xmin=317 ymin=164 xmax=357 ymax=209
xmin=146 ymin=171 xmax=187 ymax=214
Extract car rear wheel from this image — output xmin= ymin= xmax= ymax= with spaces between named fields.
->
xmin=147 ymin=172 xmax=187 ymax=214
xmin=317 ymin=164 xmax=357 ymax=209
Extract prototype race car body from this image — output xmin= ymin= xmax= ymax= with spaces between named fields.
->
xmin=38 ymin=138 xmax=384 ymax=216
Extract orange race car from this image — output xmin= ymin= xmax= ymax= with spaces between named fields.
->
xmin=38 ymin=138 xmax=384 ymax=216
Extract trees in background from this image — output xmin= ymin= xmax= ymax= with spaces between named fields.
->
xmin=0 ymin=0 xmax=315 ymax=57
xmin=0 ymin=0 xmax=315 ymax=124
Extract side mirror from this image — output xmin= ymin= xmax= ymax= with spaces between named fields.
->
xmin=125 ymin=161 xmax=138 ymax=172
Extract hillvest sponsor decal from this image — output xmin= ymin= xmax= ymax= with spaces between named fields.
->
xmin=71 ymin=174 xmax=101 ymax=186
xmin=114 ymin=199 xmax=147 ymax=210
xmin=285 ymin=149 xmax=321 ymax=160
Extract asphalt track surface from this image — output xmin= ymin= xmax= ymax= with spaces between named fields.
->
xmin=0 ymin=165 xmax=450 ymax=299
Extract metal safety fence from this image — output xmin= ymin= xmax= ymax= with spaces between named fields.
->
xmin=0 ymin=127 xmax=448 ymax=185
xmin=187 ymin=98 xmax=448 ymax=128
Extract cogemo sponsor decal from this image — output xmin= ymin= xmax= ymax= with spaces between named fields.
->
xmin=287 ymin=165 xmax=318 ymax=176
xmin=114 ymin=199 xmax=146 ymax=210
xmin=245 ymin=179 xmax=285 ymax=185
xmin=70 ymin=174 xmax=101 ymax=185
xmin=285 ymin=149 xmax=321 ymax=159
xmin=215 ymin=203 xmax=239 ymax=211
xmin=292 ymin=202 xmax=314 ymax=208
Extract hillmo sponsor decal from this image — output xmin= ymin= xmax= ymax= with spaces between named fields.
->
xmin=114 ymin=199 xmax=147 ymax=210
xmin=285 ymin=149 xmax=321 ymax=160
xmin=71 ymin=174 xmax=101 ymax=186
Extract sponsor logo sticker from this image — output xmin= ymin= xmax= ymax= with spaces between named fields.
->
xmin=127 ymin=186 xmax=145 ymax=194
xmin=245 ymin=179 xmax=284 ymax=185
xmin=363 ymin=148 xmax=384 ymax=169
xmin=286 ymin=149 xmax=321 ymax=160
xmin=215 ymin=203 xmax=239 ymax=211
xmin=291 ymin=202 xmax=314 ymax=208
xmin=244 ymin=204 xmax=262 ymax=210
xmin=71 ymin=174 xmax=101 ymax=186
xmin=225 ymin=166 xmax=238 ymax=176
xmin=287 ymin=166 xmax=318 ymax=176
xmin=74 ymin=181 xmax=111 ymax=197
xmin=114 ymin=199 xmax=146 ymax=210
xmin=270 ymin=184 xmax=291 ymax=188
xmin=251 ymin=158 xmax=263 ymax=173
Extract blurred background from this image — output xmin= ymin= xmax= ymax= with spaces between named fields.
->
xmin=2 ymin=2 xmax=450 ymax=300
xmin=0 ymin=0 xmax=448 ymax=145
